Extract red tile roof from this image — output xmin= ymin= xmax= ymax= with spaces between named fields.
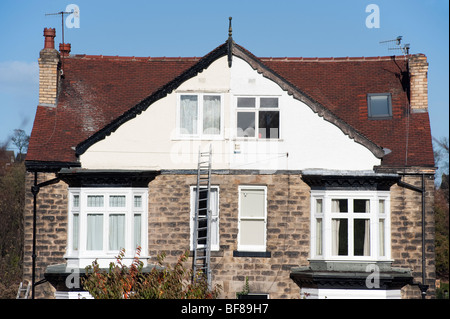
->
xmin=26 ymin=43 xmax=434 ymax=169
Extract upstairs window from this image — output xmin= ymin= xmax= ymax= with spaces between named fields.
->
xmin=236 ymin=97 xmax=279 ymax=139
xmin=179 ymin=94 xmax=222 ymax=137
xmin=367 ymin=93 xmax=392 ymax=118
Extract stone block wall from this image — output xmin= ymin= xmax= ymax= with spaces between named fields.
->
xmin=391 ymin=174 xmax=436 ymax=298
xmin=23 ymin=172 xmax=68 ymax=299
xmin=147 ymin=173 xmax=310 ymax=299
xmin=22 ymin=170 xmax=435 ymax=299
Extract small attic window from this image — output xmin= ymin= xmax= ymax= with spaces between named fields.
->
xmin=367 ymin=93 xmax=392 ymax=118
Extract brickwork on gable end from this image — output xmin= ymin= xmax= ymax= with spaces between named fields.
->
xmin=23 ymin=172 xmax=68 ymax=299
xmin=147 ymin=173 xmax=310 ymax=299
xmin=390 ymin=174 xmax=436 ymax=299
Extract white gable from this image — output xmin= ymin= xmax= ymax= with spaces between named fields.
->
xmin=80 ymin=56 xmax=381 ymax=171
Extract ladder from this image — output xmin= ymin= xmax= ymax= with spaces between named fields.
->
xmin=192 ymin=145 xmax=212 ymax=288
xmin=16 ymin=281 xmax=30 ymax=299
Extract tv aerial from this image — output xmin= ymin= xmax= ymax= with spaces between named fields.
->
xmin=380 ymin=36 xmax=410 ymax=55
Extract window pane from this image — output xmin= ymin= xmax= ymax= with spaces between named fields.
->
xmin=354 ymin=199 xmax=370 ymax=213
xmin=134 ymin=214 xmax=141 ymax=249
xmin=237 ymin=97 xmax=256 ymax=108
xmin=110 ymin=195 xmax=126 ymax=207
xmin=134 ymin=195 xmax=142 ymax=208
xmin=87 ymin=214 xmax=103 ymax=250
xmin=379 ymin=200 xmax=385 ymax=214
xmin=315 ymin=199 xmax=323 ymax=214
xmin=240 ymin=220 xmax=265 ymax=246
xmin=379 ymin=219 xmax=385 ymax=257
xmin=258 ymin=111 xmax=279 ymax=139
xmin=240 ymin=189 xmax=265 ymax=218
xmin=354 ymin=219 xmax=370 ymax=256
xmin=316 ymin=218 xmax=323 ymax=256
xmin=109 ymin=214 xmax=125 ymax=250
xmin=260 ymin=97 xmax=278 ymax=108
xmin=87 ymin=195 xmax=104 ymax=207
xmin=73 ymin=195 xmax=80 ymax=208
xmin=180 ymin=95 xmax=198 ymax=134
xmin=331 ymin=199 xmax=347 ymax=213
xmin=332 ymin=219 xmax=348 ymax=255
xmin=369 ymin=95 xmax=390 ymax=117
xmin=203 ymin=95 xmax=221 ymax=135
xmin=237 ymin=112 xmax=255 ymax=137
xmin=73 ymin=214 xmax=79 ymax=251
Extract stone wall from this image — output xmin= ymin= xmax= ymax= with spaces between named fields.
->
xmin=22 ymin=171 xmax=435 ymax=299
xmin=23 ymin=172 xmax=68 ymax=299
xmin=147 ymin=173 xmax=309 ymax=299
xmin=391 ymin=174 xmax=436 ymax=298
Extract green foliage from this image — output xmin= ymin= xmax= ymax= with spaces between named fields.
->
xmin=0 ymin=161 xmax=25 ymax=298
xmin=82 ymin=247 xmax=221 ymax=299
xmin=236 ymin=276 xmax=250 ymax=298
xmin=436 ymin=282 xmax=449 ymax=299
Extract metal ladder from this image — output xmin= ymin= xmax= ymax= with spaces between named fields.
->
xmin=16 ymin=281 xmax=30 ymax=299
xmin=192 ymin=145 xmax=212 ymax=288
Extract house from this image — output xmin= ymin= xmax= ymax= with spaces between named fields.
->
xmin=23 ymin=25 xmax=436 ymax=299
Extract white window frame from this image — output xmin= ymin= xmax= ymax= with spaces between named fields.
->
xmin=66 ymin=187 xmax=148 ymax=266
xmin=235 ymin=96 xmax=280 ymax=140
xmin=176 ymin=93 xmax=224 ymax=139
xmin=190 ymin=186 xmax=220 ymax=251
xmin=310 ymin=190 xmax=391 ymax=262
xmin=237 ymin=185 xmax=268 ymax=252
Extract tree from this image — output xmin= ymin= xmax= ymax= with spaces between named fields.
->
xmin=0 ymin=160 xmax=25 ymax=298
xmin=11 ymin=129 xmax=29 ymax=160
xmin=433 ymin=136 xmax=449 ymax=281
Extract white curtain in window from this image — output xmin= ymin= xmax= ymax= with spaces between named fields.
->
xmin=73 ymin=214 xmax=79 ymax=251
xmin=87 ymin=214 xmax=103 ymax=250
xmin=109 ymin=214 xmax=125 ymax=250
xmin=363 ymin=219 xmax=370 ymax=256
xmin=379 ymin=219 xmax=385 ymax=256
xmin=180 ymin=95 xmax=198 ymax=135
xmin=332 ymin=219 xmax=340 ymax=255
xmin=203 ymin=96 xmax=221 ymax=135
xmin=110 ymin=195 xmax=126 ymax=207
xmin=87 ymin=195 xmax=104 ymax=207
xmin=134 ymin=214 xmax=141 ymax=249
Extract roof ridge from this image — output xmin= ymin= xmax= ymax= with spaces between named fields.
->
xmin=70 ymin=54 xmax=201 ymax=62
xmin=259 ymin=55 xmax=410 ymax=62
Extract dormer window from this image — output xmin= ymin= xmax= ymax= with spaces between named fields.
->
xmin=367 ymin=93 xmax=392 ymax=118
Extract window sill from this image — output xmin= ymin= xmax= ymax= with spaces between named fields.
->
xmin=233 ymin=251 xmax=271 ymax=258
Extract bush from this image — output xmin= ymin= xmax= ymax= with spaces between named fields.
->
xmin=82 ymin=247 xmax=221 ymax=299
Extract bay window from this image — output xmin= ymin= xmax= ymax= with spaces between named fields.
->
xmin=311 ymin=190 xmax=390 ymax=261
xmin=67 ymin=188 xmax=148 ymax=267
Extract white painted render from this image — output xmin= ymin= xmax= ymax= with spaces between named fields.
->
xmin=80 ymin=56 xmax=381 ymax=171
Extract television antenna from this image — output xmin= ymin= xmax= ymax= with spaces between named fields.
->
xmin=45 ymin=11 xmax=71 ymax=45
xmin=380 ymin=36 xmax=410 ymax=55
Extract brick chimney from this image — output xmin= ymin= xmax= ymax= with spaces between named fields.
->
xmin=408 ymin=54 xmax=429 ymax=113
xmin=38 ymin=28 xmax=60 ymax=107
xmin=59 ymin=43 xmax=71 ymax=57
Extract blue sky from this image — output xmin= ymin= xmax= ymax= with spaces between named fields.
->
xmin=0 ymin=0 xmax=448 ymax=154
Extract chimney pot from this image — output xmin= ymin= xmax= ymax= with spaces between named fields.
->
xmin=59 ymin=43 xmax=71 ymax=57
xmin=43 ymin=28 xmax=56 ymax=49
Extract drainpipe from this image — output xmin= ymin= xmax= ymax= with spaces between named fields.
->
xmin=397 ymin=174 xmax=428 ymax=299
xmin=30 ymin=172 xmax=61 ymax=299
